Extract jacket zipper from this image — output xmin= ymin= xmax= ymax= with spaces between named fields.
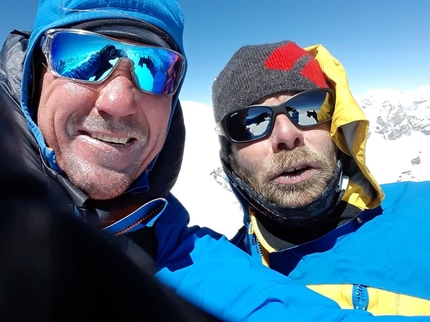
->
xmin=352 ymin=284 xmax=369 ymax=310
xmin=112 ymin=204 xmax=164 ymax=236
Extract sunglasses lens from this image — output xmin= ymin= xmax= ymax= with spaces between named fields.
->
xmin=222 ymin=89 xmax=334 ymax=143
xmin=226 ymin=107 xmax=273 ymax=142
xmin=285 ymin=90 xmax=333 ymax=126
xmin=47 ymin=30 xmax=184 ymax=95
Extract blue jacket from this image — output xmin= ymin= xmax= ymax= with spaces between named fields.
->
xmin=104 ymin=190 xmax=430 ymax=321
xmin=1 ymin=29 xmax=428 ymax=322
xmin=4 ymin=0 xmax=429 ymax=320
xmin=233 ymin=181 xmax=430 ymax=316
xmin=227 ymin=43 xmax=430 ymax=317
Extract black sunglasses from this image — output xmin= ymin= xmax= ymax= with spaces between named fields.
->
xmin=215 ymin=88 xmax=335 ymax=143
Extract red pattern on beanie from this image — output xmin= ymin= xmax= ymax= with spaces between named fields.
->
xmin=264 ymin=42 xmax=327 ymax=88
xmin=301 ymin=59 xmax=327 ymax=88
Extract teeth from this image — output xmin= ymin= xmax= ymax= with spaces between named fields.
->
xmin=90 ymin=133 xmax=129 ymax=144
xmin=285 ymin=165 xmax=306 ymax=173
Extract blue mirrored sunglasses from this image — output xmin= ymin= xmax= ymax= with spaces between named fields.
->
xmin=41 ymin=28 xmax=186 ymax=96
xmin=215 ymin=88 xmax=335 ymax=143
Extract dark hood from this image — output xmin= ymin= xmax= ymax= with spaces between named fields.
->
xmin=0 ymin=30 xmax=185 ymax=207
xmin=20 ymin=0 xmax=187 ymax=190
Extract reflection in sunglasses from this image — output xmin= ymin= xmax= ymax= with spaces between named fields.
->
xmin=42 ymin=28 xmax=186 ymax=95
xmin=216 ymin=88 xmax=335 ymax=143
xmin=62 ymin=44 xmax=127 ymax=81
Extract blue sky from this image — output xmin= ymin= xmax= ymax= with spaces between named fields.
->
xmin=1 ymin=0 xmax=429 ymax=106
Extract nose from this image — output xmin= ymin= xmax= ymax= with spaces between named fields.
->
xmin=94 ymin=60 xmax=138 ymax=117
xmin=270 ymin=114 xmax=305 ymax=152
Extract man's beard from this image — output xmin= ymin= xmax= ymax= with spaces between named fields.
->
xmin=230 ymin=146 xmax=337 ymax=208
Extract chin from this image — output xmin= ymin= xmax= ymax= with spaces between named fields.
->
xmin=71 ymin=173 xmax=132 ymax=200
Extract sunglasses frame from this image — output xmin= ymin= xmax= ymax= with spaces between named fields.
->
xmin=41 ymin=28 xmax=186 ymax=96
xmin=215 ymin=88 xmax=336 ymax=143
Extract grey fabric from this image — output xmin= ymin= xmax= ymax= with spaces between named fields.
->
xmin=212 ymin=40 xmax=328 ymax=123
xmin=212 ymin=40 xmax=347 ymax=229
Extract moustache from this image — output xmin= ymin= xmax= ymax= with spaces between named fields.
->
xmin=262 ymin=146 xmax=331 ymax=180
xmin=68 ymin=114 xmax=145 ymax=137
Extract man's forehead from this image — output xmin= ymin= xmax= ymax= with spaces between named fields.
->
xmin=254 ymin=91 xmax=298 ymax=106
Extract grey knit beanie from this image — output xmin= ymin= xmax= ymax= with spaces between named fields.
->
xmin=212 ymin=40 xmax=328 ymax=123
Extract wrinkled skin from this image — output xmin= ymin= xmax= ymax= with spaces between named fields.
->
xmin=230 ymin=92 xmax=337 ymax=208
xmin=38 ymin=58 xmax=172 ymax=200
xmin=0 ymin=104 xmax=219 ymax=322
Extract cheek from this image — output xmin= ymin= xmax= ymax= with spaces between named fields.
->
xmin=151 ymin=108 xmax=171 ymax=134
xmin=321 ymin=124 xmax=334 ymax=145
xmin=305 ymin=128 xmax=336 ymax=157
xmin=145 ymin=96 xmax=172 ymax=136
xmin=232 ymin=143 xmax=266 ymax=173
xmin=37 ymin=77 xmax=96 ymax=146
xmin=138 ymin=95 xmax=172 ymax=165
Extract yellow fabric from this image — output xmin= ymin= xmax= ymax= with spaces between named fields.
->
xmin=307 ymin=284 xmax=430 ymax=316
xmin=248 ymin=45 xmax=428 ymax=317
xmin=304 ymin=45 xmax=384 ymax=210
xmin=251 ymin=210 xmax=430 ymax=316
xmin=250 ymin=45 xmax=385 ymax=264
xmin=249 ymin=208 xmax=273 ymax=266
xmin=307 ymin=284 xmax=355 ymax=309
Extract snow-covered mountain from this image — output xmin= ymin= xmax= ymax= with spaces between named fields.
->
xmin=173 ymin=86 xmax=430 ymax=237
xmin=357 ymin=85 xmax=430 ymax=184
xmin=358 ymin=85 xmax=430 ymax=139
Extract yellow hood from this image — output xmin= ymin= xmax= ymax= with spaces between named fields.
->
xmin=305 ymin=44 xmax=383 ymax=209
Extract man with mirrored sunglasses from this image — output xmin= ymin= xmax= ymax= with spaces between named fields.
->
xmin=6 ymin=0 xmax=425 ymax=321
xmin=213 ymin=40 xmax=430 ymax=316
